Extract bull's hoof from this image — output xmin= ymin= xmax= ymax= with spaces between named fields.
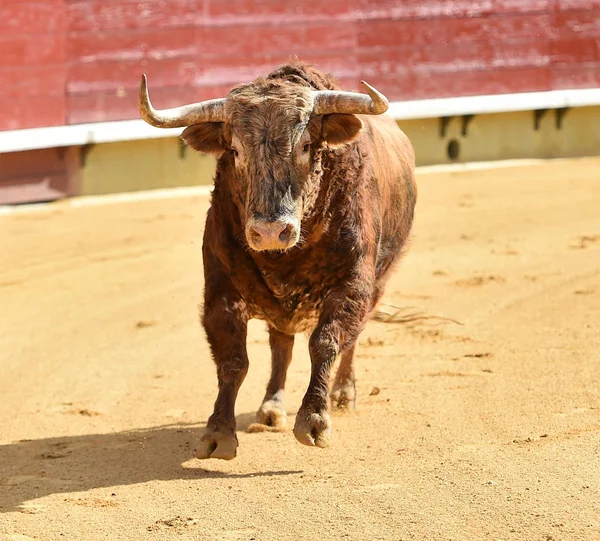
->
xmin=330 ymin=383 xmax=356 ymax=410
xmin=256 ymin=399 xmax=287 ymax=429
xmin=195 ymin=429 xmax=238 ymax=460
xmin=293 ymin=409 xmax=332 ymax=448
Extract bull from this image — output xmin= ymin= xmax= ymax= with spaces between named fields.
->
xmin=139 ymin=62 xmax=417 ymax=460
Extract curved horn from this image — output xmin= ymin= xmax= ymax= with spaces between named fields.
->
xmin=312 ymin=81 xmax=389 ymax=116
xmin=139 ymin=74 xmax=227 ymax=128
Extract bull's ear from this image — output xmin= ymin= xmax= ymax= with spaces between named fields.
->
xmin=321 ymin=114 xmax=363 ymax=147
xmin=181 ymin=123 xmax=226 ymax=155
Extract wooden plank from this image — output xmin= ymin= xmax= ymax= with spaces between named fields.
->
xmin=550 ymin=9 xmax=600 ymax=77
xmin=552 ymin=37 xmax=600 ymax=64
xmin=1 ymin=0 xmax=62 ymax=5
xmin=357 ymin=0 xmax=552 ymax=20
xmin=554 ymin=9 xmax=600 ymax=36
xmin=198 ymin=21 xmax=357 ymax=58
xmin=67 ymin=0 xmax=205 ymax=32
xmin=358 ymin=13 xmax=553 ymax=49
xmin=66 ymin=27 xmax=198 ymax=63
xmin=206 ymin=0 xmax=358 ymax=24
xmin=0 ymin=95 xmax=65 ymax=131
xmin=557 ymin=0 xmax=600 ymax=9
xmin=197 ymin=24 xmax=310 ymax=58
xmin=0 ymin=65 xmax=66 ymax=98
xmin=551 ymin=63 xmax=600 ymax=88
xmin=199 ymin=50 xmax=358 ymax=87
xmin=67 ymin=20 xmax=357 ymax=64
xmin=410 ymin=66 xmax=551 ymax=99
xmin=0 ymin=33 xmax=65 ymax=67
xmin=67 ymin=56 xmax=200 ymax=94
xmin=360 ymin=40 xmax=551 ymax=73
xmin=0 ymin=2 xmax=65 ymax=35
xmin=355 ymin=62 xmax=552 ymax=101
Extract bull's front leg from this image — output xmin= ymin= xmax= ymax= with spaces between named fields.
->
xmin=256 ymin=326 xmax=294 ymax=429
xmin=196 ymin=259 xmax=249 ymax=460
xmin=293 ymin=286 xmax=372 ymax=448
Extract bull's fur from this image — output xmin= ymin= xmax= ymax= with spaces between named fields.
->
xmin=183 ymin=62 xmax=417 ymax=459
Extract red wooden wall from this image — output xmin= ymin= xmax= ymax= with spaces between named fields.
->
xmin=1 ymin=0 xmax=599 ymax=131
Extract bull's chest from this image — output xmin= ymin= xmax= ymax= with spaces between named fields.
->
xmin=249 ymin=257 xmax=338 ymax=334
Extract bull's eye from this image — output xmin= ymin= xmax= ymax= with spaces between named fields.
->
xmin=232 ymin=148 xmax=239 ymax=158
xmin=303 ymin=143 xmax=310 ymax=153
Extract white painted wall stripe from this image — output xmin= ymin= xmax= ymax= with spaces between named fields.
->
xmin=387 ymin=87 xmax=600 ymax=120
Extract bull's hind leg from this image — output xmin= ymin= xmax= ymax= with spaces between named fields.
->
xmin=256 ymin=326 xmax=294 ymax=429
xmin=331 ymin=342 xmax=357 ymax=410
xmin=330 ymin=281 xmax=386 ymax=410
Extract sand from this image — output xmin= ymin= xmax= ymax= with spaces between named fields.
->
xmin=0 ymin=157 xmax=599 ymax=540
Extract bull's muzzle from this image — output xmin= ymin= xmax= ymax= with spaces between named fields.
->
xmin=246 ymin=218 xmax=299 ymax=252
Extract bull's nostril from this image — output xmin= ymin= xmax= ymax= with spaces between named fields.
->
xmin=249 ymin=228 xmax=262 ymax=245
xmin=279 ymin=224 xmax=293 ymax=243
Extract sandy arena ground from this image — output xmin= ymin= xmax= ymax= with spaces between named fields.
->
xmin=0 ymin=157 xmax=599 ymax=541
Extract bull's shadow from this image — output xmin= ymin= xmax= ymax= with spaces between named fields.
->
xmin=0 ymin=412 xmax=302 ymax=513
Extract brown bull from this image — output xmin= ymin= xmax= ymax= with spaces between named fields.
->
xmin=140 ymin=62 xmax=417 ymax=460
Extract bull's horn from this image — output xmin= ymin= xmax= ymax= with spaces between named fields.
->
xmin=139 ymin=74 xmax=227 ymax=128
xmin=312 ymin=81 xmax=389 ymax=116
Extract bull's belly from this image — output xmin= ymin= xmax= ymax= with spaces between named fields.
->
xmin=249 ymin=301 xmax=321 ymax=335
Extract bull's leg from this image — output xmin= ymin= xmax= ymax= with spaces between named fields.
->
xmin=329 ymin=279 xmax=387 ymax=410
xmin=329 ymin=280 xmax=386 ymax=410
xmin=293 ymin=287 xmax=371 ymax=448
xmin=256 ymin=326 xmax=294 ymax=428
xmin=331 ymin=342 xmax=357 ymax=410
xmin=196 ymin=255 xmax=249 ymax=460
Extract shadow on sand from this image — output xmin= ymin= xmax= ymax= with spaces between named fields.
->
xmin=0 ymin=412 xmax=302 ymax=513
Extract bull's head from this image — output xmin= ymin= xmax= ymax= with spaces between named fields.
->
xmin=139 ymin=74 xmax=388 ymax=252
